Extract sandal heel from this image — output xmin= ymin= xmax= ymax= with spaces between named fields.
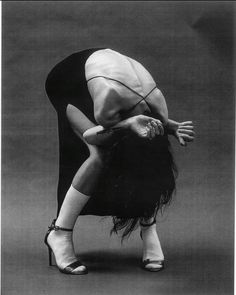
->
xmin=44 ymin=219 xmax=88 ymax=275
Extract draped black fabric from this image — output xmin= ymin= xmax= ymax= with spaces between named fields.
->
xmin=45 ymin=48 xmax=103 ymax=212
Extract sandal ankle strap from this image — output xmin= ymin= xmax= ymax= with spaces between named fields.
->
xmin=140 ymin=219 xmax=156 ymax=227
xmin=48 ymin=219 xmax=73 ymax=232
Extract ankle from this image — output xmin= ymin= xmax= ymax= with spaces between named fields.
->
xmin=47 ymin=228 xmax=73 ymax=245
xmin=53 ymin=219 xmax=73 ymax=230
xmin=141 ymin=223 xmax=156 ymax=233
xmin=140 ymin=218 xmax=156 ymax=228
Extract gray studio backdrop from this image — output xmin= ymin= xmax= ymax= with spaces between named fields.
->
xmin=2 ymin=2 xmax=234 ymax=295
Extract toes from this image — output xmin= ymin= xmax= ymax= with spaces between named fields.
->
xmin=143 ymin=261 xmax=164 ymax=272
xmin=72 ymin=265 xmax=87 ymax=274
xmin=145 ymin=263 xmax=162 ymax=269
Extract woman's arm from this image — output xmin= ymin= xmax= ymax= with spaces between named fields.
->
xmin=83 ymin=119 xmax=130 ymax=146
xmin=83 ymin=115 xmax=164 ymax=146
xmin=144 ymin=88 xmax=168 ymax=125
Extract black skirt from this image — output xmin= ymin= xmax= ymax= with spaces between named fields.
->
xmin=45 ymin=48 xmax=176 ymax=236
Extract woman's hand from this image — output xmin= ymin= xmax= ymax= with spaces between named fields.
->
xmin=128 ymin=115 xmax=164 ymax=140
xmin=168 ymin=120 xmax=195 ymax=146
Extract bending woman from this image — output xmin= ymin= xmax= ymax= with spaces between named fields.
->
xmin=44 ymin=48 xmax=194 ymax=275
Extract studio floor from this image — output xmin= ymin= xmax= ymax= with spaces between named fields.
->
xmin=2 ymin=213 xmax=233 ymax=295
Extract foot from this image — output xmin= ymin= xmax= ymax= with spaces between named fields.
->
xmin=47 ymin=229 xmax=87 ymax=274
xmin=141 ymin=223 xmax=164 ymax=271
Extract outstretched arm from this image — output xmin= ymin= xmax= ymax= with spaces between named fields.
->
xmin=83 ymin=115 xmax=164 ymax=146
xmin=165 ymin=119 xmax=195 ymax=146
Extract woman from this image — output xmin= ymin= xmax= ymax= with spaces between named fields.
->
xmin=44 ymin=48 xmax=194 ymax=275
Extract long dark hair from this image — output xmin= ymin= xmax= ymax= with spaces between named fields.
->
xmin=99 ymin=132 xmax=177 ymax=240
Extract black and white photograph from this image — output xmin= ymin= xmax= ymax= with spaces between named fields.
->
xmin=2 ymin=1 xmax=234 ymax=295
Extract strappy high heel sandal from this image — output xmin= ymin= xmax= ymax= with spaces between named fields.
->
xmin=140 ymin=219 xmax=164 ymax=272
xmin=44 ymin=219 xmax=88 ymax=275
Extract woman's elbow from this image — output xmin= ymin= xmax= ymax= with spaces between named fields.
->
xmin=149 ymin=89 xmax=168 ymax=125
xmin=151 ymin=106 xmax=168 ymax=125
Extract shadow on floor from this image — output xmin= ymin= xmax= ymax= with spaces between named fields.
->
xmin=78 ymin=246 xmax=233 ymax=294
xmin=2 ymin=244 xmax=234 ymax=295
xmin=79 ymin=249 xmax=140 ymax=273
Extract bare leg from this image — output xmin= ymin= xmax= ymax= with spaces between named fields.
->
xmin=140 ymin=217 xmax=164 ymax=270
xmin=47 ymin=104 xmax=108 ymax=274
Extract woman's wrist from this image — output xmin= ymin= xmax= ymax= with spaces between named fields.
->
xmin=83 ymin=117 xmax=133 ymax=146
xmin=165 ymin=119 xmax=178 ymax=135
